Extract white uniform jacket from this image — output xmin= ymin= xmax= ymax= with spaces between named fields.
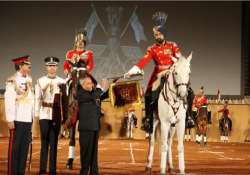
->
xmin=4 ymin=72 xmax=34 ymax=123
xmin=35 ymin=75 xmax=66 ymax=120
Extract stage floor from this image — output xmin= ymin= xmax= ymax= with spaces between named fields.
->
xmin=0 ymin=138 xmax=250 ymax=175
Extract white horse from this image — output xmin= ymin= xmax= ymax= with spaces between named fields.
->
xmin=146 ymin=53 xmax=192 ymax=175
xmin=146 ymin=116 xmax=176 ymax=174
xmin=126 ymin=111 xmax=137 ymax=138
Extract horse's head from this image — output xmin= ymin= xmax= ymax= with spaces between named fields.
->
xmin=172 ymin=52 xmax=192 ymax=98
xmin=69 ymin=60 xmax=87 ymax=84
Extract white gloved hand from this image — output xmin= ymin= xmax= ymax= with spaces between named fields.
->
xmin=124 ymin=72 xmax=130 ymax=79
xmin=170 ymin=55 xmax=178 ymax=63
xmin=124 ymin=65 xmax=143 ymax=78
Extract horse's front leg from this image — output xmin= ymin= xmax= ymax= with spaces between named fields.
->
xmin=204 ymin=121 xmax=208 ymax=144
xmin=168 ymin=126 xmax=176 ymax=173
xmin=146 ymin=119 xmax=159 ymax=172
xmin=130 ymin=119 xmax=133 ymax=138
xmin=126 ymin=120 xmax=130 ymax=138
xmin=176 ymin=110 xmax=186 ymax=175
xmin=160 ymin=121 xmax=171 ymax=175
xmin=66 ymin=125 xmax=76 ymax=169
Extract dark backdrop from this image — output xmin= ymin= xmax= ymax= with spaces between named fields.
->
xmin=0 ymin=1 xmax=241 ymax=95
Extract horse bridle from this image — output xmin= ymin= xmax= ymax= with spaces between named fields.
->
xmin=167 ymin=72 xmax=189 ymax=98
xmin=161 ymin=71 xmax=189 ymax=116
xmin=72 ymin=67 xmax=87 ymax=79
xmin=172 ymin=72 xmax=189 ymax=93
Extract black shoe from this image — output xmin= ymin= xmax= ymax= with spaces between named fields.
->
xmin=66 ymin=158 xmax=74 ymax=169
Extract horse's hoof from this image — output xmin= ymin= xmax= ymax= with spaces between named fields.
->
xmin=169 ymin=168 xmax=175 ymax=174
xmin=66 ymin=158 xmax=73 ymax=169
xmin=145 ymin=166 xmax=152 ymax=174
xmin=178 ymin=172 xmax=185 ymax=175
xmin=167 ymin=167 xmax=174 ymax=173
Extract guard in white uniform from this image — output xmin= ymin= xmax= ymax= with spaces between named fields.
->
xmin=4 ymin=55 xmax=33 ymax=175
xmin=35 ymin=57 xmax=67 ymax=175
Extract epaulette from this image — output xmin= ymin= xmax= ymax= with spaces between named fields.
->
xmin=86 ymin=50 xmax=93 ymax=54
xmin=167 ymin=41 xmax=178 ymax=47
xmin=147 ymin=45 xmax=154 ymax=51
xmin=6 ymin=75 xmax=16 ymax=83
xmin=65 ymin=50 xmax=73 ymax=59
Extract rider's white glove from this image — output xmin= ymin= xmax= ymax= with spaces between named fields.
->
xmin=124 ymin=65 xmax=143 ymax=78
xmin=170 ymin=55 xmax=178 ymax=63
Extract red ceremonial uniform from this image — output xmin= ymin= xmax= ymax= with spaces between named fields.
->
xmin=64 ymin=50 xmax=94 ymax=73
xmin=136 ymin=41 xmax=181 ymax=92
xmin=192 ymin=95 xmax=208 ymax=110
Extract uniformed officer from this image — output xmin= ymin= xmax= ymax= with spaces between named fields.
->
xmin=192 ymin=87 xmax=208 ymax=111
xmin=192 ymin=86 xmax=208 ymax=143
xmin=64 ymin=28 xmax=94 ymax=76
xmin=35 ymin=57 xmax=67 ymax=175
xmin=4 ymin=55 xmax=33 ymax=175
xmin=64 ymin=28 xmax=94 ymax=169
xmin=218 ymin=100 xmax=232 ymax=142
xmin=125 ymin=12 xmax=181 ymax=133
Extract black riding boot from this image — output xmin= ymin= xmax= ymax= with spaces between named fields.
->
xmin=141 ymin=93 xmax=154 ymax=133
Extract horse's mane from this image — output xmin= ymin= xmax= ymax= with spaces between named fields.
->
xmin=174 ymin=56 xmax=191 ymax=73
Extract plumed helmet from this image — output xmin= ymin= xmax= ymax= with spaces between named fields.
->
xmin=75 ymin=28 xmax=87 ymax=44
xmin=152 ymin=11 xmax=168 ymax=36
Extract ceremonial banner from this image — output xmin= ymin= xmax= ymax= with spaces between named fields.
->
xmin=109 ymin=80 xmax=142 ymax=107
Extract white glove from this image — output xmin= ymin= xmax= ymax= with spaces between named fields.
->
xmin=124 ymin=65 xmax=143 ymax=78
xmin=170 ymin=55 xmax=178 ymax=63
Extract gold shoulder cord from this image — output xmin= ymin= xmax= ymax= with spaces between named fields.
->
xmin=16 ymin=76 xmax=32 ymax=104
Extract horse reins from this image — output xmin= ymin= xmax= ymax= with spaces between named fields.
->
xmin=161 ymin=72 xmax=188 ymax=117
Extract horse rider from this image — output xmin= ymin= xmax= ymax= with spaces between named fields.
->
xmin=192 ymin=86 xmax=208 ymax=143
xmin=4 ymin=55 xmax=33 ymax=175
xmin=124 ymin=12 xmax=181 ymax=134
xmin=218 ymin=100 xmax=232 ymax=142
xmin=64 ymin=28 xmax=94 ymax=76
xmin=35 ymin=57 xmax=67 ymax=175
xmin=64 ymin=28 xmax=94 ymax=169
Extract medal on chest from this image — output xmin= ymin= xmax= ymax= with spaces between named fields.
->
xmin=164 ymin=48 xmax=173 ymax=55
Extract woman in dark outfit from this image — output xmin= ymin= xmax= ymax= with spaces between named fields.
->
xmin=78 ymin=74 xmax=108 ymax=175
